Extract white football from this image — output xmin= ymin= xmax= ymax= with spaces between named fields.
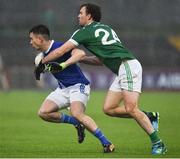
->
xmin=34 ymin=52 xmax=44 ymax=66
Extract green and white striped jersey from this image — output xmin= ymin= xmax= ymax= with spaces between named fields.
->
xmin=69 ymin=22 xmax=135 ymax=74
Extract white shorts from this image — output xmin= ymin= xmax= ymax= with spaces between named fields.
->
xmin=109 ymin=59 xmax=142 ymax=93
xmin=46 ymin=83 xmax=90 ymax=109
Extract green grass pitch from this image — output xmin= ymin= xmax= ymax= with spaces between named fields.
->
xmin=0 ymin=90 xmax=180 ymax=158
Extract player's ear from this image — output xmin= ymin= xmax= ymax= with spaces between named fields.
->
xmin=87 ymin=14 xmax=92 ymax=20
xmin=38 ymin=35 xmax=44 ymax=43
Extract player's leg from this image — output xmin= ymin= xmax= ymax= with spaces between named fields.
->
xmin=70 ymin=101 xmax=114 ymax=153
xmin=121 ymin=59 xmax=166 ymax=154
xmin=38 ymin=87 xmax=85 ymax=143
xmin=122 ymin=90 xmax=167 ymax=154
xmin=103 ymin=89 xmax=166 ymax=154
xmin=69 ymin=84 xmax=114 ymax=153
xmin=103 ymin=90 xmax=155 ymax=133
xmin=38 ymin=87 xmax=79 ymax=124
xmin=107 ymin=60 xmax=159 ymax=131
xmin=103 ymin=79 xmax=160 ymax=131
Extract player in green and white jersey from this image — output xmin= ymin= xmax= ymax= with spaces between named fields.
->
xmin=42 ymin=3 xmax=166 ymax=155
xmin=70 ymin=22 xmax=135 ymax=75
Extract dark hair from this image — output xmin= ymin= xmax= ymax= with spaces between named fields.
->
xmin=29 ymin=24 xmax=50 ymax=40
xmin=80 ymin=3 xmax=101 ymax=22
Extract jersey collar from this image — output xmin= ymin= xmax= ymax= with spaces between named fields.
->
xmin=86 ymin=21 xmax=93 ymax=26
xmin=44 ymin=40 xmax=54 ymax=54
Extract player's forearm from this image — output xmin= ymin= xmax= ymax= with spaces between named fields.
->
xmin=80 ymin=56 xmax=103 ymax=66
xmin=42 ymin=41 xmax=76 ymax=64
xmin=65 ymin=49 xmax=86 ymax=67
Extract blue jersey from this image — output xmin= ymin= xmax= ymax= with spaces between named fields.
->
xmin=43 ymin=40 xmax=90 ymax=88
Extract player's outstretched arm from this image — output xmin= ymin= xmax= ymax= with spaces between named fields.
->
xmin=42 ymin=41 xmax=76 ymax=64
xmin=44 ymin=48 xmax=87 ymax=73
xmin=80 ymin=55 xmax=103 ymax=66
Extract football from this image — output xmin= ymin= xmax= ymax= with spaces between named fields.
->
xmin=34 ymin=52 xmax=44 ymax=66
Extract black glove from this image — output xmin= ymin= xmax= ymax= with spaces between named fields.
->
xmin=34 ymin=67 xmax=41 ymax=80
xmin=34 ymin=60 xmax=46 ymax=80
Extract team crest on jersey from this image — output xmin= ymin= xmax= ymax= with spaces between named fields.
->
xmin=80 ymin=84 xmax=85 ymax=94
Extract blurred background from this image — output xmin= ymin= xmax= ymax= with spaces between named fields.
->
xmin=0 ymin=0 xmax=180 ymax=91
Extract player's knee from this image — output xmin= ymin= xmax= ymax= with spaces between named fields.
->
xmin=103 ymin=106 xmax=113 ymax=116
xmin=71 ymin=111 xmax=82 ymax=121
xmin=125 ymin=103 xmax=137 ymax=116
xmin=38 ymin=110 xmax=44 ymax=118
xmin=103 ymin=106 xmax=109 ymax=114
xmin=38 ymin=109 xmax=47 ymax=120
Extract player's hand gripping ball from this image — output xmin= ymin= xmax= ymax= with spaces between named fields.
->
xmin=34 ymin=52 xmax=45 ymax=80
xmin=34 ymin=52 xmax=44 ymax=66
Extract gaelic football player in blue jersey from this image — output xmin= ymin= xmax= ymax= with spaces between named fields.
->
xmin=29 ymin=24 xmax=114 ymax=153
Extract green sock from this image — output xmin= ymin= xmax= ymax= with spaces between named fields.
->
xmin=149 ymin=131 xmax=161 ymax=144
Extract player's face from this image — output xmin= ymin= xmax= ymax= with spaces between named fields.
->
xmin=29 ymin=32 xmax=43 ymax=51
xmin=78 ymin=6 xmax=91 ymax=26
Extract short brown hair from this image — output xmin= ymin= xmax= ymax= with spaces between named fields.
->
xmin=29 ymin=24 xmax=50 ymax=40
xmin=80 ymin=3 xmax=101 ymax=22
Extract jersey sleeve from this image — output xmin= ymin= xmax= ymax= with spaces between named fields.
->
xmin=69 ymin=29 xmax=87 ymax=46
